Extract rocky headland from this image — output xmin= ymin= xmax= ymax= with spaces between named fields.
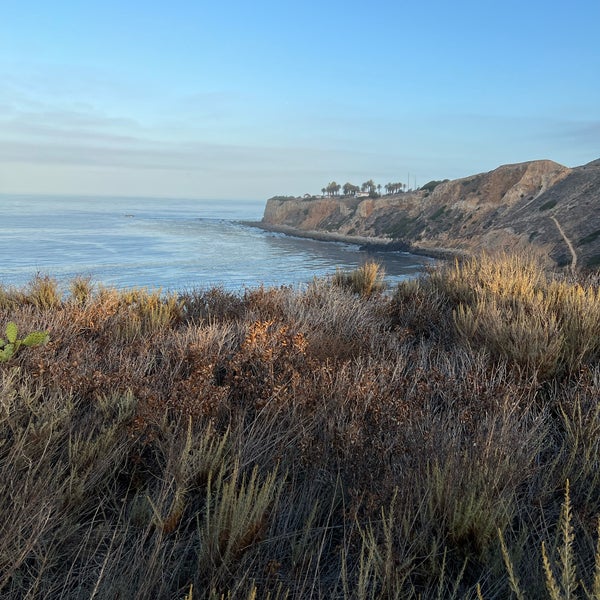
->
xmin=258 ymin=158 xmax=600 ymax=269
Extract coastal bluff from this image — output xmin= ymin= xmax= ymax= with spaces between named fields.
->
xmin=261 ymin=159 xmax=600 ymax=269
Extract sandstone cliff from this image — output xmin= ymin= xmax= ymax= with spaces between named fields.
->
xmin=261 ymin=159 xmax=600 ymax=269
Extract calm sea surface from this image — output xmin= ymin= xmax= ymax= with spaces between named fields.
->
xmin=0 ymin=195 xmax=432 ymax=292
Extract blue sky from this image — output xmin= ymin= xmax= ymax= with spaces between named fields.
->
xmin=1 ymin=0 xmax=599 ymax=199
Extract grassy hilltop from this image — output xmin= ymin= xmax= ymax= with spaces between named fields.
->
xmin=2 ymin=254 xmax=600 ymax=598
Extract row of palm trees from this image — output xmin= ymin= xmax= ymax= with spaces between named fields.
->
xmin=320 ymin=180 xmax=407 ymax=197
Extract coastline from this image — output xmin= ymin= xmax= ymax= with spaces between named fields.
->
xmin=242 ymin=220 xmax=468 ymax=261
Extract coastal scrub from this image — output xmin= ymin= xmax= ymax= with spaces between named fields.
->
xmin=1 ymin=254 xmax=600 ymax=598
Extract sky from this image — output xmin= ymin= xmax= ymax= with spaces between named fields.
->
xmin=1 ymin=0 xmax=599 ymax=200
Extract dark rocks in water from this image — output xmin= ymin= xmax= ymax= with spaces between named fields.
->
xmin=359 ymin=240 xmax=412 ymax=252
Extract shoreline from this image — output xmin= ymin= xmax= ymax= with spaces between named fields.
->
xmin=241 ymin=220 xmax=468 ymax=261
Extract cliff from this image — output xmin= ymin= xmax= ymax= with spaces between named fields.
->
xmin=261 ymin=159 xmax=600 ymax=269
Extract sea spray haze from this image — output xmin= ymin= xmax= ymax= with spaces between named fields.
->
xmin=0 ymin=195 xmax=431 ymax=290
xmin=2 ymin=253 xmax=600 ymax=598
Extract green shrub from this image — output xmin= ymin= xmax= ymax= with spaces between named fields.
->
xmin=430 ymin=206 xmax=447 ymax=220
xmin=579 ymin=229 xmax=600 ymax=245
xmin=539 ymin=199 xmax=558 ymax=211
xmin=420 ymin=179 xmax=448 ymax=193
xmin=587 ymin=254 xmax=600 ymax=268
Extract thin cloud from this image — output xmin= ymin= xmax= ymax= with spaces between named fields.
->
xmin=0 ymin=136 xmax=369 ymax=176
xmin=550 ymin=120 xmax=600 ymax=145
xmin=0 ymin=97 xmax=381 ymax=176
xmin=176 ymin=91 xmax=245 ymax=119
xmin=2 ymin=119 xmax=143 ymax=145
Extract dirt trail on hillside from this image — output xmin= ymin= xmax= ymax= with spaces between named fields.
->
xmin=551 ymin=216 xmax=578 ymax=273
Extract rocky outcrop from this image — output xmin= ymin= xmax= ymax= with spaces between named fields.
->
xmin=261 ymin=159 xmax=600 ymax=269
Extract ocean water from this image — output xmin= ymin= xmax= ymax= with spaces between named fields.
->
xmin=0 ymin=195 xmax=432 ymax=292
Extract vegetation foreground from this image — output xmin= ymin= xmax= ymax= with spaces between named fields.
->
xmin=2 ymin=254 xmax=600 ymax=599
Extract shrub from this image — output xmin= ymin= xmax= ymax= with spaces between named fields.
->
xmin=430 ymin=205 xmax=447 ymax=220
xmin=539 ymin=199 xmax=558 ymax=211
xmin=26 ymin=274 xmax=62 ymax=309
xmin=331 ymin=261 xmax=386 ymax=297
xmin=430 ymin=253 xmax=600 ymax=378
xmin=69 ymin=276 xmax=95 ymax=305
xmin=2 ymin=264 xmax=600 ymax=598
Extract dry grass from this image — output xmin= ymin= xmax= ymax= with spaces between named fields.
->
xmin=427 ymin=253 xmax=600 ymax=378
xmin=1 ymin=255 xmax=600 ymax=598
xmin=331 ymin=260 xmax=386 ymax=297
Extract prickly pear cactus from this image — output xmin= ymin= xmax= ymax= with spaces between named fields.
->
xmin=0 ymin=321 xmax=49 ymax=362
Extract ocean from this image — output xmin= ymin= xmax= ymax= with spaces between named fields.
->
xmin=0 ymin=195 xmax=432 ymax=292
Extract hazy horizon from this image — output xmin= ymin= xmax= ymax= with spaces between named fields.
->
xmin=1 ymin=1 xmax=599 ymax=200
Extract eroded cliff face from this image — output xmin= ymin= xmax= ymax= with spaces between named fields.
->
xmin=262 ymin=159 xmax=600 ymax=269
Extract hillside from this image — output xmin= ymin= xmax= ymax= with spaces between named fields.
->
xmin=261 ymin=159 xmax=600 ymax=268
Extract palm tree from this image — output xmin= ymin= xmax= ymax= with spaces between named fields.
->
xmin=387 ymin=182 xmax=405 ymax=194
xmin=343 ymin=183 xmax=360 ymax=196
xmin=361 ymin=179 xmax=376 ymax=194
xmin=326 ymin=181 xmax=341 ymax=196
